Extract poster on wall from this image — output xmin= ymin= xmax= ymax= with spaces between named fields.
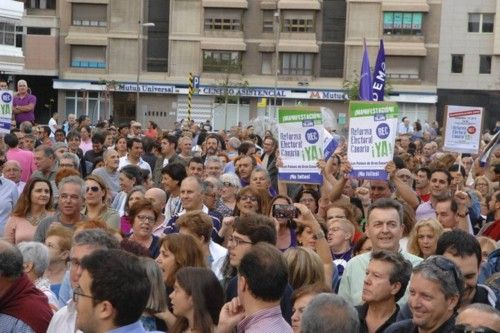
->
xmin=0 ymin=91 xmax=13 ymax=134
xmin=347 ymin=101 xmax=399 ymax=180
xmin=443 ymin=105 xmax=483 ymax=154
xmin=277 ymin=107 xmax=324 ymax=184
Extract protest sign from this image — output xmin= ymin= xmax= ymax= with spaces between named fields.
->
xmin=443 ymin=105 xmax=483 ymax=154
xmin=0 ymin=91 xmax=13 ymax=134
xmin=347 ymin=101 xmax=399 ymax=180
xmin=277 ymin=107 xmax=324 ymax=184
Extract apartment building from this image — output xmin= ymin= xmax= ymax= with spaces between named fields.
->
xmin=345 ymin=0 xmax=441 ymax=123
xmin=437 ymin=0 xmax=499 ymax=129
xmin=53 ymin=0 xmax=441 ymax=129
xmin=0 ymin=1 xmax=24 ymax=77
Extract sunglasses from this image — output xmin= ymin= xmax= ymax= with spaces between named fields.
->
xmin=86 ymin=186 xmax=100 ymax=193
xmin=453 ymin=325 xmax=497 ymax=333
xmin=432 ymin=256 xmax=461 ymax=291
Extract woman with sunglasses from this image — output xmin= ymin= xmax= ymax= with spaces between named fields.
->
xmin=127 ymin=198 xmax=160 ymax=258
xmin=5 ymin=177 xmax=54 ymax=244
xmin=84 ymin=175 xmax=120 ymax=230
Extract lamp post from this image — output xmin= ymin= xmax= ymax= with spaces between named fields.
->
xmin=273 ymin=10 xmax=280 ymax=123
xmin=136 ymin=21 xmax=155 ymax=118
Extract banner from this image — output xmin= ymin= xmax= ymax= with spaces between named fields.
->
xmin=372 ymin=39 xmax=386 ymax=101
xmin=347 ymin=101 xmax=399 ymax=180
xmin=359 ymin=40 xmax=372 ymax=101
xmin=0 ymin=91 xmax=13 ymax=133
xmin=277 ymin=107 xmax=324 ymax=184
xmin=443 ymin=105 xmax=483 ymax=154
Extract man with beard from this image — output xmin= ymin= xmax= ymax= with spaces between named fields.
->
xmin=415 ymin=167 xmax=431 ymax=202
xmin=202 ymin=133 xmax=220 ymax=163
xmin=235 ymin=155 xmax=256 ymax=187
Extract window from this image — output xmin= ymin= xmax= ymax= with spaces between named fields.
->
xmin=468 ymin=13 xmax=494 ymax=33
xmin=71 ymin=45 xmax=106 ymax=69
xmin=203 ymin=51 xmax=241 ymax=73
xmin=479 ymin=55 xmax=492 ymax=74
xmin=451 ymin=55 xmax=463 ymax=73
xmin=15 ymin=26 xmax=23 ymax=48
xmin=26 ymin=27 xmax=51 ymax=35
xmin=65 ymin=91 xmax=105 ymax=122
xmin=281 ymin=53 xmax=314 ymax=75
xmin=386 ymin=56 xmax=420 ymax=79
xmin=383 ymin=12 xmax=423 ymax=35
xmin=204 ymin=17 xmax=241 ymax=31
xmin=25 ymin=0 xmax=56 ymax=9
xmin=72 ymin=4 xmax=107 ymax=27
xmin=0 ymin=21 xmax=15 ymax=46
xmin=283 ymin=12 xmax=314 ymax=32
xmin=261 ymin=53 xmax=273 ymax=74
xmin=263 ymin=10 xmax=274 ymax=33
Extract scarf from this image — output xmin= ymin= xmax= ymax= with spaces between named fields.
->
xmin=0 ymin=274 xmax=53 ymax=333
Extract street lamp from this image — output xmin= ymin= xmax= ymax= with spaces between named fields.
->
xmin=136 ymin=21 xmax=155 ymax=117
xmin=273 ymin=10 xmax=280 ymax=123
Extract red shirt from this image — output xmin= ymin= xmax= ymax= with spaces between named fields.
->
xmin=483 ymin=220 xmax=500 ymax=241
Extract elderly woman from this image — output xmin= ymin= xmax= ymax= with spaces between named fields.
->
xmin=219 ymin=173 xmax=241 ymax=214
xmin=5 ymin=177 xmax=54 ymax=244
xmin=112 ymin=164 xmax=144 ymax=217
xmin=127 ymin=198 xmax=161 ymax=258
xmin=84 ymin=175 xmax=120 ymax=230
xmin=17 ymin=241 xmax=59 ymax=311
xmin=44 ymin=224 xmax=73 ymax=297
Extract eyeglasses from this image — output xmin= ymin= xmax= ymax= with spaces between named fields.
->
xmin=227 ymin=235 xmax=252 ymax=247
xmin=299 ymin=198 xmax=315 ymax=203
xmin=239 ymin=195 xmax=257 ymax=202
xmin=86 ymin=186 xmax=100 ymax=193
xmin=223 ymin=182 xmax=235 ymax=188
xmin=137 ymin=214 xmax=155 ymax=224
xmin=73 ymin=286 xmax=99 ymax=303
xmin=453 ymin=325 xmax=498 ymax=333
xmin=432 ymin=256 xmax=461 ymax=292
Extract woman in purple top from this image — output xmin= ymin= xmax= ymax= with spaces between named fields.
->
xmin=13 ymin=80 xmax=36 ymax=126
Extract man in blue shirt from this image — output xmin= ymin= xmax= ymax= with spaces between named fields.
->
xmin=0 ymin=173 xmax=19 ymax=236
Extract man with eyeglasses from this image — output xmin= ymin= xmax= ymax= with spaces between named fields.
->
xmin=385 ymin=255 xmax=464 ymax=333
xmin=74 ymin=249 xmax=162 ymax=333
xmin=47 ymin=230 xmax=120 ymax=333
xmin=454 ymin=303 xmax=500 ymax=333
xmin=34 ymin=176 xmax=87 ymax=243
xmin=224 ymin=214 xmax=294 ymax=324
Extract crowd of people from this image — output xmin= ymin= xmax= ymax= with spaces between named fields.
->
xmin=0 ymin=81 xmax=499 ymax=332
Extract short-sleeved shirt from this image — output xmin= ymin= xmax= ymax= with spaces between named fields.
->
xmin=33 ymin=212 xmax=87 ymax=243
xmin=13 ymin=93 xmax=36 ymax=124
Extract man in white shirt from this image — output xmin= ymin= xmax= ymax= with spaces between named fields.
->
xmin=118 ymin=137 xmax=151 ymax=172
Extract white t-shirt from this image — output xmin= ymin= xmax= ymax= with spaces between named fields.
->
xmin=48 ymin=118 xmax=57 ymax=137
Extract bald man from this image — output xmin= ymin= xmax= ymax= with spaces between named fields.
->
xmin=3 ymin=160 xmax=25 ymax=194
xmin=455 ymin=303 xmax=500 ymax=333
xmin=145 ymin=188 xmax=167 ymax=236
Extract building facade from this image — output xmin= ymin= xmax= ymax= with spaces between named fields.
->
xmin=51 ymin=0 xmax=440 ymax=129
xmin=0 ymin=1 xmax=24 ymax=77
xmin=437 ymin=0 xmax=499 ymax=130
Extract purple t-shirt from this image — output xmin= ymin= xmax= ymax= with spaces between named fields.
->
xmin=13 ymin=93 xmax=36 ymax=124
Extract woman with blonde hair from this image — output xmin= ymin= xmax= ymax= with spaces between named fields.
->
xmin=407 ymin=218 xmax=444 ymax=258
xmin=283 ymin=246 xmax=330 ymax=291
xmin=475 ymin=175 xmax=493 ymax=198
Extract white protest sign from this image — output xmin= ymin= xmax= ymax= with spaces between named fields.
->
xmin=0 ymin=91 xmax=13 ymax=133
xmin=443 ymin=105 xmax=483 ymax=154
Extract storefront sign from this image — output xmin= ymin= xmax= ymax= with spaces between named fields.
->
xmin=443 ymin=105 xmax=483 ymax=154
xmin=116 ymin=84 xmax=176 ymax=94
xmin=347 ymin=101 xmax=399 ymax=180
xmin=277 ymin=107 xmax=324 ymax=184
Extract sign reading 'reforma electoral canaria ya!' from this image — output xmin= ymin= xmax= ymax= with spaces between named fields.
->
xmin=348 ymin=101 xmax=399 ymax=180
xmin=443 ymin=105 xmax=483 ymax=154
xmin=277 ymin=107 xmax=324 ymax=185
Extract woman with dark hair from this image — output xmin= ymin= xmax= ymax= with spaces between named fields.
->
xmin=84 ymin=174 xmax=120 ymax=230
xmin=5 ymin=177 xmax=54 ymax=244
xmin=115 ymin=136 xmax=128 ymax=157
xmin=79 ymin=125 xmax=92 ymax=154
xmin=294 ymin=189 xmax=320 ymax=215
xmin=119 ymin=186 xmax=146 ymax=235
xmin=155 ymin=233 xmax=207 ymax=329
xmin=127 ymin=198 xmax=161 ymax=258
xmin=112 ymin=164 xmax=144 ymax=216
xmin=269 ymin=195 xmax=298 ymax=251
xmin=169 ymin=267 xmax=224 ymax=333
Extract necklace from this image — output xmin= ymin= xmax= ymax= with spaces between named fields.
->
xmin=26 ymin=211 xmax=48 ymax=226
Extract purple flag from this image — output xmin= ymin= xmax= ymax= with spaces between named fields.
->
xmin=372 ymin=39 xmax=386 ymax=101
xmin=359 ymin=40 xmax=372 ymax=101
